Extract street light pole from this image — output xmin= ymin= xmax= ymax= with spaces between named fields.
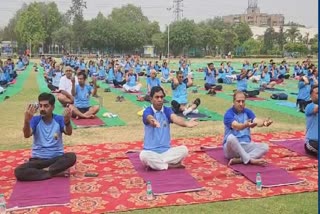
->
xmin=167 ymin=24 xmax=170 ymax=59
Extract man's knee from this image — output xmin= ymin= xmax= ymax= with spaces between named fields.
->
xmin=260 ymin=143 xmax=269 ymax=153
xmin=171 ymin=100 xmax=181 ymax=113
xmin=14 ymin=164 xmax=27 ymax=181
xmin=177 ymin=145 xmax=188 ymax=157
xmin=64 ymin=152 xmax=77 ymax=166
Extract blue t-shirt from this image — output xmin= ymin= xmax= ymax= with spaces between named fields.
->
xmin=115 ymin=71 xmax=123 ymax=82
xmin=98 ymin=66 xmax=106 ymax=78
xmin=142 ymin=106 xmax=173 ymax=153
xmin=147 ymin=77 xmax=161 ymax=89
xmin=107 ymin=68 xmax=114 ymax=81
xmin=305 ymin=103 xmax=318 ymax=141
xmin=297 ymin=82 xmax=310 ymax=101
xmin=260 ymin=72 xmax=271 ymax=85
xmin=30 ymin=115 xmax=65 ymax=159
xmin=223 ymin=107 xmax=255 ymax=145
xmin=161 ymin=67 xmax=170 ymax=79
xmin=127 ymin=74 xmax=138 ymax=86
xmin=74 ymin=84 xmax=92 ymax=108
xmin=52 ymin=71 xmax=62 ymax=87
xmin=236 ymin=75 xmax=248 ymax=91
xmin=172 ymin=82 xmax=188 ymax=104
xmin=205 ymin=68 xmax=216 ymax=85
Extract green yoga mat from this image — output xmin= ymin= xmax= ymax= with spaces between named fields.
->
xmin=100 ymin=81 xmax=223 ymax=121
xmin=0 ymin=64 xmax=33 ymax=102
xmin=36 ymin=68 xmax=126 ymax=128
xmin=215 ymin=92 xmax=304 ymax=118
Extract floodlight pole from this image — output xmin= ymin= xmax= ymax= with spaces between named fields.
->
xmin=167 ymin=7 xmax=172 ymax=59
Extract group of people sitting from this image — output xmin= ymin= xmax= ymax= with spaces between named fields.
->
xmin=0 ymin=56 xmax=29 ymax=93
xmin=15 ymin=83 xmax=318 ymax=181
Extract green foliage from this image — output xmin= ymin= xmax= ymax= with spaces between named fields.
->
xmin=232 ymin=22 xmax=253 ymax=44
xmin=285 ymin=26 xmax=301 ymax=43
xmin=167 ymin=19 xmax=197 ymax=56
xmin=151 ymin=33 xmax=165 ymax=53
xmin=284 ymin=42 xmax=308 ymax=54
xmin=221 ymin=29 xmax=239 ymax=53
xmin=242 ymin=38 xmax=262 ymax=55
xmin=16 ymin=3 xmax=46 ymax=45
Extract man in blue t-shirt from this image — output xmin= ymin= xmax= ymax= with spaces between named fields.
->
xmin=71 ymin=72 xmax=100 ymax=119
xmin=171 ymin=71 xmax=200 ymax=116
xmin=236 ymin=68 xmax=259 ymax=97
xmin=140 ymin=86 xmax=198 ymax=170
xmin=223 ymin=91 xmax=273 ymax=166
xmin=304 ymin=85 xmax=318 ymax=156
xmin=15 ymin=93 xmax=76 ymax=181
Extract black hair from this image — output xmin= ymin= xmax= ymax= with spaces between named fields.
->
xmin=38 ymin=92 xmax=55 ymax=106
xmin=207 ymin=63 xmax=213 ymax=66
xmin=310 ymin=84 xmax=318 ymax=95
xmin=77 ymin=71 xmax=87 ymax=79
xmin=150 ymin=86 xmax=166 ymax=98
xmin=176 ymin=70 xmax=183 ymax=76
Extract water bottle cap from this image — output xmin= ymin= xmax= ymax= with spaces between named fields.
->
xmin=147 ymin=181 xmax=151 ymax=184
xmin=0 ymin=194 xmax=3 ymax=197
xmin=257 ymin=173 xmax=260 ymax=176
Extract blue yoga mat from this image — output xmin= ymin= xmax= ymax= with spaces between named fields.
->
xmin=276 ymin=101 xmax=296 ymax=108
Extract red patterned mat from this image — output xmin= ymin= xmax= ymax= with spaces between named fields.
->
xmin=0 ymin=131 xmax=317 ymax=214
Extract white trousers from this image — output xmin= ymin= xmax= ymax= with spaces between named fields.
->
xmin=123 ymin=84 xmax=141 ymax=92
xmin=223 ymin=134 xmax=269 ymax=164
xmin=139 ymin=146 xmax=188 ymax=170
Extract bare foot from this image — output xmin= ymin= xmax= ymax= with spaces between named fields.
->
xmin=168 ymin=162 xmax=185 ymax=169
xmin=250 ymin=158 xmax=268 ymax=166
xmin=228 ymin=158 xmax=242 ymax=166
xmin=75 ymin=116 xmax=80 ymax=120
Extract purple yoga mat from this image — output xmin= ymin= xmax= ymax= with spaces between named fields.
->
xmin=204 ymin=147 xmax=303 ymax=187
xmin=270 ymin=139 xmax=317 ymax=159
xmin=127 ymin=152 xmax=204 ymax=195
xmin=7 ymin=177 xmax=70 ymax=210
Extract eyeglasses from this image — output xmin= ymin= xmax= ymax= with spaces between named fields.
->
xmin=154 ymin=95 xmax=164 ymax=99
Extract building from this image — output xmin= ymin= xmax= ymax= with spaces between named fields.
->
xmin=223 ymin=0 xmax=284 ymax=27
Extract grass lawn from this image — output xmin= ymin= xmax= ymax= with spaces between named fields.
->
xmin=0 ymin=59 xmax=317 ymax=213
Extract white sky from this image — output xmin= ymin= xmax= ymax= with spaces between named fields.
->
xmin=0 ymin=0 xmax=318 ymax=31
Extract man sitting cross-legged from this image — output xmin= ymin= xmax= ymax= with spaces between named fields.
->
xmin=71 ymin=72 xmax=100 ymax=119
xmin=140 ymin=86 xmax=198 ymax=170
xmin=123 ymin=68 xmax=142 ymax=92
xmin=57 ymin=66 xmax=74 ymax=106
xmin=15 ymin=93 xmax=76 ymax=181
xmin=171 ymin=71 xmax=201 ymax=116
xmin=223 ymin=91 xmax=273 ymax=166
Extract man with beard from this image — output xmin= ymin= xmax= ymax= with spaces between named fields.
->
xmin=71 ymin=72 xmax=100 ymax=119
xmin=15 ymin=93 xmax=76 ymax=181
xmin=223 ymin=91 xmax=273 ymax=166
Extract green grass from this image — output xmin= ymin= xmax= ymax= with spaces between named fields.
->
xmin=0 ymin=59 xmax=317 ymax=214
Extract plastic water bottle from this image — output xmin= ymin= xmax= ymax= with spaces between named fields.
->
xmin=256 ymin=173 xmax=262 ymax=191
xmin=0 ymin=193 xmax=6 ymax=214
xmin=146 ymin=181 xmax=154 ymax=200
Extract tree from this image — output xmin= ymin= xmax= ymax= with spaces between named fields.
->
xmin=221 ymin=29 xmax=239 ymax=54
xmin=151 ymin=33 xmax=165 ymax=54
xmin=276 ymin=26 xmax=286 ymax=53
xmin=16 ymin=3 xmax=46 ymax=49
xmin=242 ymin=38 xmax=262 ymax=55
xmin=232 ymin=23 xmax=253 ymax=44
xmin=262 ymin=27 xmax=277 ymax=54
xmin=285 ymin=26 xmax=301 ymax=43
xmin=284 ymin=42 xmax=308 ymax=54
xmin=67 ymin=0 xmax=87 ymax=52
xmin=52 ymin=26 xmax=73 ymax=49
xmin=166 ymin=19 xmax=197 ymax=56
xmin=309 ymin=34 xmax=318 ymax=54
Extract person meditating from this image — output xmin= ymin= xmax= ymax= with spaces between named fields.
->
xmin=171 ymin=71 xmax=201 ymax=116
xmin=223 ymin=91 xmax=273 ymax=166
xmin=71 ymin=72 xmax=100 ymax=119
xmin=139 ymin=86 xmax=198 ymax=170
xmin=304 ymin=85 xmax=318 ymax=156
xmin=15 ymin=93 xmax=76 ymax=181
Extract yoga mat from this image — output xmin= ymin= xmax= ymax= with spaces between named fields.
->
xmin=0 ymin=64 xmax=32 ymax=102
xmin=204 ymin=147 xmax=304 ymax=187
xmin=176 ymin=112 xmax=211 ymax=119
xmin=270 ymin=139 xmax=317 ymax=159
xmin=246 ymin=97 xmax=265 ymax=101
xmin=123 ymin=90 xmax=142 ymax=95
xmin=265 ymin=88 xmax=285 ymax=92
xmin=7 ymin=177 xmax=70 ymax=211
xmin=127 ymin=152 xmax=204 ymax=195
xmin=36 ymin=68 xmax=126 ymax=128
xmin=276 ymin=101 xmax=296 ymax=108
xmin=71 ymin=117 xmax=105 ymax=128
